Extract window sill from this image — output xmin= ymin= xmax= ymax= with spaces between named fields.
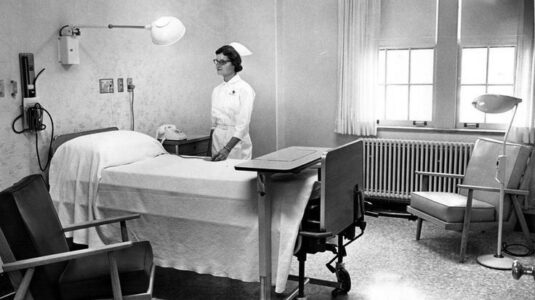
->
xmin=377 ymin=126 xmax=505 ymax=136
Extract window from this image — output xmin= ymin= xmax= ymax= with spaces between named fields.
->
xmin=459 ymin=46 xmax=516 ymax=126
xmin=376 ymin=0 xmax=524 ymax=129
xmin=377 ymin=48 xmax=434 ymax=122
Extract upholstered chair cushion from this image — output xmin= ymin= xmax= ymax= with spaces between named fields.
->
xmin=411 ymin=192 xmax=495 ymax=223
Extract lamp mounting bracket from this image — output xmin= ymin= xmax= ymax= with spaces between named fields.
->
xmin=59 ymin=25 xmax=81 ymax=37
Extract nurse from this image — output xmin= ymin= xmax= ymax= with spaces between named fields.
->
xmin=210 ymin=42 xmax=255 ymax=161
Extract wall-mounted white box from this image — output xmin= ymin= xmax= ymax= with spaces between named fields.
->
xmin=58 ymin=36 xmax=80 ymax=65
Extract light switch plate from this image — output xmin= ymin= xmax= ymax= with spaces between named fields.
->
xmin=117 ymin=78 xmax=124 ymax=92
xmin=99 ymin=78 xmax=114 ymax=93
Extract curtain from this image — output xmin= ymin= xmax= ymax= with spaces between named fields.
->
xmin=511 ymin=0 xmax=535 ymax=144
xmin=514 ymin=0 xmax=535 ymax=208
xmin=335 ymin=0 xmax=381 ymax=136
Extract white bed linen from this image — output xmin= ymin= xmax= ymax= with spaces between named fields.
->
xmin=94 ymin=154 xmax=315 ymax=293
xmin=49 ymin=130 xmax=316 ymax=293
xmin=49 ymin=130 xmax=167 ymax=244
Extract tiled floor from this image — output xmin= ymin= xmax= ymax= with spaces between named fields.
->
xmin=153 ymin=216 xmax=535 ymax=299
xmin=2 ymin=216 xmax=535 ymax=299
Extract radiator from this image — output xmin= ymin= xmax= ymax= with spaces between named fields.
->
xmin=362 ymin=139 xmax=474 ymax=202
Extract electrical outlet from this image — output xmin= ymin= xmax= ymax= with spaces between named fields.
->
xmin=118 ymin=78 xmax=124 ymax=92
xmin=127 ymin=78 xmax=134 ymax=92
xmin=0 ymin=80 xmax=4 ymax=97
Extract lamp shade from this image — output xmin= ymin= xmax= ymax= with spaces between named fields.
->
xmin=147 ymin=16 xmax=186 ymax=46
xmin=472 ymin=94 xmax=522 ymax=114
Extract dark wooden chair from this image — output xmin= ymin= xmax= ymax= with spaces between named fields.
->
xmin=0 ymin=174 xmax=155 ymax=299
xmin=407 ymin=138 xmax=533 ymax=262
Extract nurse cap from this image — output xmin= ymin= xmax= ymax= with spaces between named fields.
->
xmin=229 ymin=42 xmax=252 ymax=57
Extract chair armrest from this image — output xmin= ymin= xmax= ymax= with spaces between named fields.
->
xmin=62 ymin=214 xmax=140 ymax=232
xmin=1 ymin=241 xmax=133 ymax=273
xmin=457 ymin=184 xmax=529 ymax=196
xmin=299 ymin=231 xmax=334 ymax=238
xmin=415 ymin=171 xmax=464 ymax=179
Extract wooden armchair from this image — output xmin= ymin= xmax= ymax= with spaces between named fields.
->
xmin=406 ymin=138 xmax=534 ymax=262
xmin=0 ymin=174 xmax=155 ymax=300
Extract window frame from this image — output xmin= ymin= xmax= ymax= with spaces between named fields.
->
xmin=457 ymin=45 xmax=517 ymax=129
xmin=375 ymin=0 xmax=522 ymax=131
xmin=377 ymin=47 xmax=435 ymax=126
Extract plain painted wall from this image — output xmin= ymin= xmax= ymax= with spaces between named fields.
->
xmin=0 ymin=0 xmax=278 ymax=189
xmin=0 ymin=0 xmax=509 ymax=191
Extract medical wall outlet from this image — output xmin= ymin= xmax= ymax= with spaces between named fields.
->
xmin=10 ymin=80 xmax=17 ymax=97
xmin=22 ymin=97 xmax=40 ymax=131
xmin=127 ymin=78 xmax=134 ymax=92
xmin=99 ymin=78 xmax=114 ymax=93
xmin=19 ymin=53 xmax=36 ymax=98
xmin=0 ymin=80 xmax=4 ymax=97
xmin=58 ymin=35 xmax=80 ymax=65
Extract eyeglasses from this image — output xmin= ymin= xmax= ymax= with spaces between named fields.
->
xmin=213 ymin=59 xmax=231 ymax=66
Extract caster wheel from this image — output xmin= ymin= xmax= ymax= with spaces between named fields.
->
xmin=331 ymin=287 xmax=346 ymax=297
xmin=331 ymin=267 xmax=351 ymax=296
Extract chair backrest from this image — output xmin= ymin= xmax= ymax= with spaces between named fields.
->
xmin=0 ymin=174 xmax=70 ymax=299
xmin=461 ymin=138 xmax=532 ymax=220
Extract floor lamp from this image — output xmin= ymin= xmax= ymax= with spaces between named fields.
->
xmin=472 ymin=94 xmax=522 ymax=270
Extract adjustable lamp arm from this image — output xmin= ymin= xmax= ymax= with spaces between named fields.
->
xmin=59 ymin=16 xmax=185 ymax=45
xmin=107 ymin=25 xmax=145 ymax=29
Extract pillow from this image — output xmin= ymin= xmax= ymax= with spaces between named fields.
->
xmin=64 ymin=130 xmax=166 ymax=167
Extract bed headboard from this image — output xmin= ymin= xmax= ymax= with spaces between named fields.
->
xmin=50 ymin=127 xmax=118 ymax=157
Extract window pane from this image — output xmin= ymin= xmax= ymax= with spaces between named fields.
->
xmin=386 ymin=50 xmax=409 ymax=84
xmin=386 ymin=85 xmax=408 ymax=120
xmin=461 ymin=48 xmax=487 ymax=84
xmin=486 ymin=85 xmax=514 ymax=124
xmin=488 ymin=47 xmax=515 ymax=84
xmin=378 ymin=50 xmax=386 ymax=84
xmin=411 ymin=49 xmax=434 ymax=84
xmin=409 ymin=85 xmax=432 ymax=121
xmin=459 ymin=85 xmax=485 ymax=123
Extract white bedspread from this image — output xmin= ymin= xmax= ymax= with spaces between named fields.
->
xmin=95 ymin=155 xmax=315 ymax=292
xmin=49 ymin=131 xmax=315 ymax=293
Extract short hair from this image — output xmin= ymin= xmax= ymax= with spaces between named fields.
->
xmin=215 ymin=45 xmax=243 ymax=73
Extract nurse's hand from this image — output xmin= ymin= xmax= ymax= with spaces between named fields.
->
xmin=211 ymin=147 xmax=230 ymax=161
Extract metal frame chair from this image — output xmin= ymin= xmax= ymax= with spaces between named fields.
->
xmin=406 ymin=138 xmax=534 ymax=262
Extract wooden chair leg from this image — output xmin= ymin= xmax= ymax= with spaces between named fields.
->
xmin=511 ymin=196 xmax=534 ymax=250
xmin=459 ymin=190 xmax=474 ymax=263
xmin=108 ymin=252 xmax=123 ymax=300
xmin=416 ymin=218 xmax=423 ymax=240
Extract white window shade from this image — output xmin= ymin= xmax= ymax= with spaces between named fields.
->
xmin=380 ymin=0 xmax=436 ymax=47
xmin=460 ymin=0 xmax=522 ymax=45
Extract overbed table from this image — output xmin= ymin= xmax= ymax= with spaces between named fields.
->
xmin=235 ymin=146 xmax=328 ymax=300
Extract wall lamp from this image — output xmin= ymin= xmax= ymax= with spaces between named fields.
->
xmin=58 ymin=16 xmax=186 ymax=64
xmin=472 ymin=94 xmax=521 ymax=270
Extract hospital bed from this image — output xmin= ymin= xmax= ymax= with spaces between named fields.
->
xmin=48 ymin=128 xmax=365 ymax=297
